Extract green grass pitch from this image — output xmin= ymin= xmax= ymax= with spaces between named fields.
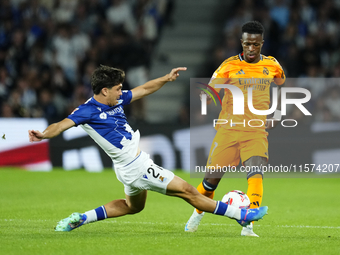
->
xmin=0 ymin=169 xmax=339 ymax=255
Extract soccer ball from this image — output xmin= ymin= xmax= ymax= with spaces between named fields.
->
xmin=222 ymin=190 xmax=250 ymax=209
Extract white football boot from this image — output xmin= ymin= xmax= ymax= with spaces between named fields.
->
xmin=185 ymin=209 xmax=205 ymax=232
xmin=241 ymin=222 xmax=259 ymax=237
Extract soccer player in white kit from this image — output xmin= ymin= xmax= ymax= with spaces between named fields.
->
xmin=28 ymin=65 xmax=268 ymax=232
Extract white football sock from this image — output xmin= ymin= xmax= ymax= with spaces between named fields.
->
xmin=84 ymin=209 xmax=97 ymax=224
xmin=225 ymin=205 xmax=241 ymax=220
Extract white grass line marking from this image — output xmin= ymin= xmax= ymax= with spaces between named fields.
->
xmin=1 ymin=219 xmax=339 ymax=229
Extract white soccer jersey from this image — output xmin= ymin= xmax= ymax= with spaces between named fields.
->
xmin=67 ymin=90 xmax=140 ymax=168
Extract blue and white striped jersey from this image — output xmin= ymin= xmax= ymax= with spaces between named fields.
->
xmin=67 ymin=90 xmax=140 ymax=168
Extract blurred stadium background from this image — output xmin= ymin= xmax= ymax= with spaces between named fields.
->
xmin=0 ymin=0 xmax=340 ymax=173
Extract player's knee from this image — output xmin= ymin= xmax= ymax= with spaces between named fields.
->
xmin=244 ymin=156 xmax=266 ymax=179
xmin=128 ymin=204 xmax=145 ymax=214
xmin=244 ymin=156 xmax=267 ymax=167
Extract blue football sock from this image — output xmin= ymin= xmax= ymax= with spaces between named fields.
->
xmin=95 ymin=206 xmax=108 ymax=221
xmin=84 ymin=205 xmax=108 ymax=224
xmin=213 ymin=201 xmax=229 ymax=215
xmin=213 ymin=201 xmax=241 ymax=219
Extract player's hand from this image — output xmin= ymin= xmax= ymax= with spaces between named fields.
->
xmin=28 ymin=130 xmax=44 ymax=142
xmin=265 ymin=118 xmax=280 ymax=130
xmin=167 ymin=67 xmax=187 ymax=81
xmin=199 ymin=91 xmax=213 ymax=104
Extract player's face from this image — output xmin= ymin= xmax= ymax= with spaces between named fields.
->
xmin=241 ymin=33 xmax=264 ymax=63
xmin=108 ymin=84 xmax=123 ymax=106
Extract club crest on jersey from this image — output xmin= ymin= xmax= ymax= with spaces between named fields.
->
xmin=117 ymin=99 xmax=123 ymax=105
xmin=99 ymin=112 xmax=107 ymax=119
xmin=263 ymin=67 xmax=269 ymax=75
xmin=159 ymin=176 xmax=167 ymax=183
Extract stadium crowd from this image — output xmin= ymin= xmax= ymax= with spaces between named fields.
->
xmin=0 ymin=0 xmax=173 ymax=122
xmin=1 ymin=0 xmax=340 ymax=123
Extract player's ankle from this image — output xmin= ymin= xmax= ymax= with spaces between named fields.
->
xmin=212 ymin=201 xmax=241 ymax=220
xmin=84 ymin=206 xmax=108 ymax=224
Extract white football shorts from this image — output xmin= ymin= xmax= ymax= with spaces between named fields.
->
xmin=114 ymin=151 xmax=175 ymax=196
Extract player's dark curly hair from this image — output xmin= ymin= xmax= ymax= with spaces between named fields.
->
xmin=91 ymin=65 xmax=125 ymax=95
xmin=242 ymin=21 xmax=264 ymax=36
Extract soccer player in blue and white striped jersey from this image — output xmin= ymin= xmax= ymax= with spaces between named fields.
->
xmin=28 ymin=65 xmax=268 ymax=232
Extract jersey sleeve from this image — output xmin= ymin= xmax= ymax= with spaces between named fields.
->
xmin=67 ymin=104 xmax=92 ymax=126
xmin=120 ymin=90 xmax=132 ymax=106
xmin=271 ymin=57 xmax=286 ymax=85
xmin=208 ymin=63 xmax=230 ymax=93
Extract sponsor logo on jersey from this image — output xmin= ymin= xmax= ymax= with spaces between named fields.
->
xmin=107 ymin=107 xmax=124 ymax=115
xmin=239 ymin=77 xmax=271 ymax=86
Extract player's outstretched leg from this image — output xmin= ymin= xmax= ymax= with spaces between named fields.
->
xmin=185 ymin=179 xmax=217 ymax=232
xmin=55 ymin=205 xmax=108 ymax=232
xmin=185 ymin=203 xmax=268 ymax=231
xmin=55 ymin=191 xmax=147 ymax=231
xmin=55 ymin=213 xmax=87 ymax=232
xmin=166 ymin=176 xmax=268 ymax=231
xmin=237 ymin=206 xmax=268 ymax=227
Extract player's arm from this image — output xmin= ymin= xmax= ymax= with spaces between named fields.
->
xmin=201 ymin=71 xmax=227 ymax=105
xmin=266 ymin=60 xmax=286 ymax=130
xmin=28 ymin=118 xmax=75 ymax=142
xmin=200 ymin=91 xmax=213 ymax=105
xmin=266 ymin=83 xmax=284 ymax=130
xmin=130 ymin=67 xmax=187 ymax=103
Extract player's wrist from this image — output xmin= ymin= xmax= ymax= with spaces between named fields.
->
xmin=166 ymin=73 xmax=174 ymax=82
